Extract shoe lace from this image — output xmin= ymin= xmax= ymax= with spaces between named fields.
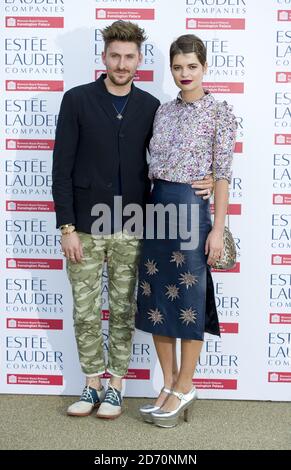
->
xmin=105 ymin=385 xmax=121 ymax=406
xmin=81 ymin=386 xmax=94 ymax=403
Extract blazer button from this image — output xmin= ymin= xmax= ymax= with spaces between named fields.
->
xmin=119 ymin=133 xmax=125 ymax=138
xmin=107 ymin=182 xmax=112 ymax=188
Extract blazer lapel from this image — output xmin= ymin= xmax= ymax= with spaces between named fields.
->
xmin=94 ymin=76 xmax=118 ymax=126
xmin=120 ymin=85 xmax=141 ymax=130
xmin=99 ymin=94 xmax=118 ymax=126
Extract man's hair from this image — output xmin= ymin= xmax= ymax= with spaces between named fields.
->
xmin=101 ymin=20 xmax=147 ymax=51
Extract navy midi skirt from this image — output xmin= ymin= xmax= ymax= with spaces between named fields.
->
xmin=135 ymin=179 xmax=220 ymax=340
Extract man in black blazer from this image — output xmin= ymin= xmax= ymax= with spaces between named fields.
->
xmin=52 ymin=21 xmax=213 ymax=420
xmin=53 ymin=21 xmax=160 ymax=419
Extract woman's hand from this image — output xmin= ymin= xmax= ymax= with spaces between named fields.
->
xmin=205 ymin=228 xmax=224 ymax=266
xmin=191 ymin=175 xmax=214 ymax=200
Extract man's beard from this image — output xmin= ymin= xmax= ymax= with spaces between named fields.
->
xmin=107 ymin=69 xmax=135 ymax=86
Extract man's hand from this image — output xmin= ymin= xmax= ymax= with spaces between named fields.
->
xmin=191 ymin=175 xmax=214 ymax=200
xmin=61 ymin=232 xmax=83 ymax=263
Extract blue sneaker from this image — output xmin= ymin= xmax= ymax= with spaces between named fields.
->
xmin=67 ymin=385 xmax=105 ymax=416
xmin=96 ymin=384 xmax=122 ymax=419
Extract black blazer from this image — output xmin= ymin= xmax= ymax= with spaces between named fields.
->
xmin=52 ymin=75 xmax=160 ymax=233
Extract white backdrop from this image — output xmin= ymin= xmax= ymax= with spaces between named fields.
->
xmin=0 ymin=0 xmax=290 ymax=400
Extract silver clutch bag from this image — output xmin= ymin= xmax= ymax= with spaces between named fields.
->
xmin=213 ymin=225 xmax=236 ymax=270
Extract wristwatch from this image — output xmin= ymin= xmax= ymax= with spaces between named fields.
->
xmin=60 ymin=223 xmax=76 ymax=235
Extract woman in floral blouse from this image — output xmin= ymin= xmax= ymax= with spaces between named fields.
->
xmin=135 ymin=34 xmax=237 ymax=428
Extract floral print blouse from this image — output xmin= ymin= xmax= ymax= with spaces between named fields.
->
xmin=149 ymin=90 xmax=237 ymax=184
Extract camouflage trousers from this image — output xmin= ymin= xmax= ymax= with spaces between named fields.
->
xmin=67 ymin=231 xmax=140 ymax=377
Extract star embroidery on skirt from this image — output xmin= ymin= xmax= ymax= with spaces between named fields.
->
xmin=179 ymin=271 xmax=198 ymax=289
xmin=170 ymin=251 xmax=186 ymax=268
xmin=179 ymin=307 xmax=197 ymax=325
xmin=145 ymin=259 xmax=159 ymax=275
xmin=140 ymin=280 xmax=151 ymax=296
xmin=165 ymin=284 xmax=180 ymax=301
xmin=147 ymin=308 xmax=164 ymax=325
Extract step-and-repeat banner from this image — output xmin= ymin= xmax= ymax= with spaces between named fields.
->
xmin=0 ymin=0 xmax=290 ymax=400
